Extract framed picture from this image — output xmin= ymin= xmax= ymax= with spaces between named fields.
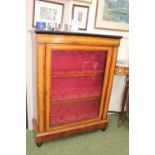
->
xmin=72 ymin=4 xmax=89 ymax=30
xmin=33 ymin=0 xmax=64 ymax=27
xmin=73 ymin=0 xmax=92 ymax=3
xmin=95 ymin=0 xmax=129 ymax=31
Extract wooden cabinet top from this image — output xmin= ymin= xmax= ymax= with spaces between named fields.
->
xmin=34 ymin=31 xmax=122 ymax=46
xmin=35 ymin=30 xmax=122 ymax=39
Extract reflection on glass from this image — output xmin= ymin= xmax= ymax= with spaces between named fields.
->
xmin=50 ymin=50 xmax=107 ymax=127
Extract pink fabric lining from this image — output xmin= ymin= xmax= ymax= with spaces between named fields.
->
xmin=51 ymin=75 xmax=103 ymax=101
xmin=50 ymin=100 xmax=100 ymax=126
xmin=52 ymin=50 xmax=107 ymax=73
xmin=50 ymin=50 xmax=107 ymax=127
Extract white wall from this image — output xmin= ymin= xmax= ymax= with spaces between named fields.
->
xmin=27 ymin=0 xmax=129 ymax=129
xmin=27 ymin=0 xmax=34 ymax=129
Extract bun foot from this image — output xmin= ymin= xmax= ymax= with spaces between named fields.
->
xmin=101 ymin=128 xmax=107 ymax=132
xmin=36 ymin=142 xmax=42 ymax=147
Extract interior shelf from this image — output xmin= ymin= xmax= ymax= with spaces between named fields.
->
xmin=51 ymin=70 xmax=103 ymax=78
xmin=52 ymin=96 xmax=100 ymax=104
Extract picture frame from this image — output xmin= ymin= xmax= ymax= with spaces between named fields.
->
xmin=33 ymin=0 xmax=64 ymax=27
xmin=72 ymin=4 xmax=89 ymax=30
xmin=95 ymin=0 xmax=129 ymax=31
xmin=73 ymin=0 xmax=92 ymax=3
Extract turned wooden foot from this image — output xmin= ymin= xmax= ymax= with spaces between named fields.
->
xmin=101 ymin=128 xmax=107 ymax=132
xmin=36 ymin=142 xmax=42 ymax=147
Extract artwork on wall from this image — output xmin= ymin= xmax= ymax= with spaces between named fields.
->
xmin=73 ymin=0 xmax=92 ymax=3
xmin=33 ymin=0 xmax=64 ymax=27
xmin=95 ymin=0 xmax=129 ymax=31
xmin=72 ymin=4 xmax=89 ymax=30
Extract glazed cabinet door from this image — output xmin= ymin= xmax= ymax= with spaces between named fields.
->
xmin=45 ymin=44 xmax=113 ymax=131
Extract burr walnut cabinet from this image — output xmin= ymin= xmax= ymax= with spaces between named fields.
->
xmin=32 ymin=31 xmax=122 ymax=146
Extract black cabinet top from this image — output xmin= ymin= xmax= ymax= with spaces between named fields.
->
xmin=35 ymin=30 xmax=123 ymax=39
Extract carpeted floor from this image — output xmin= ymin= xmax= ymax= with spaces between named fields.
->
xmin=26 ymin=114 xmax=129 ymax=155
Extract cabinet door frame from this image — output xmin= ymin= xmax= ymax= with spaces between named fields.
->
xmin=37 ymin=43 xmax=46 ymax=133
xmin=45 ymin=44 xmax=113 ymax=132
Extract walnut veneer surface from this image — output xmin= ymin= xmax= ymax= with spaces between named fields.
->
xmin=32 ymin=31 xmax=122 ymax=145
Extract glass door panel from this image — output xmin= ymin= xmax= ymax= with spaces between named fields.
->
xmin=51 ymin=75 xmax=103 ymax=101
xmin=50 ymin=50 xmax=107 ymax=127
xmin=52 ymin=50 xmax=106 ymax=73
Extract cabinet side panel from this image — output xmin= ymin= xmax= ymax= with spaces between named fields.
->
xmin=102 ymin=47 xmax=119 ymax=119
xmin=37 ymin=44 xmax=45 ymax=133
xmin=32 ymin=33 xmax=38 ymax=123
